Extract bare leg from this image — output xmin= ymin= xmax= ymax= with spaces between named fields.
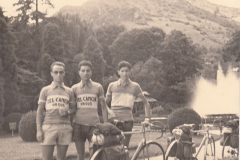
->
xmin=123 ymin=121 xmax=133 ymax=148
xmin=42 ymin=145 xmax=55 ymax=160
xmin=123 ymin=134 xmax=132 ymax=148
xmin=75 ymin=141 xmax=85 ymax=160
xmin=56 ymin=145 xmax=69 ymax=160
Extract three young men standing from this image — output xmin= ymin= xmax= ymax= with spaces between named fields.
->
xmin=37 ymin=60 xmax=150 ymax=160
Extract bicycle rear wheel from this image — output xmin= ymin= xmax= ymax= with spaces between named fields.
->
xmin=165 ymin=140 xmax=177 ymax=160
xmin=222 ymin=135 xmax=239 ymax=159
xmin=89 ymin=147 xmax=103 ymax=160
xmin=135 ymin=141 xmax=165 ymax=160
xmin=204 ymin=136 xmax=215 ymax=160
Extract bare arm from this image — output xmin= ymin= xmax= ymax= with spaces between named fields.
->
xmin=138 ymin=95 xmax=150 ymax=119
xmin=105 ymin=96 xmax=116 ymax=120
xmin=68 ymin=102 xmax=76 ymax=115
xmin=68 ymin=103 xmax=76 ymax=125
xmin=99 ymin=98 xmax=108 ymax=123
xmin=36 ymin=103 xmax=45 ymax=142
xmin=105 ymin=96 xmax=111 ymax=108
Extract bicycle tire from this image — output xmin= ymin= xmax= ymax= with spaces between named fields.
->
xmin=204 ymin=136 xmax=215 ymax=160
xmin=165 ymin=140 xmax=177 ymax=160
xmin=134 ymin=141 xmax=165 ymax=160
xmin=222 ymin=135 xmax=239 ymax=159
xmin=89 ymin=147 xmax=103 ymax=160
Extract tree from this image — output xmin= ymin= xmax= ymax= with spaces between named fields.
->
xmin=83 ymin=36 xmax=105 ymax=84
xmin=222 ymin=30 xmax=240 ymax=72
xmin=32 ymin=0 xmax=53 ymax=27
xmin=41 ymin=22 xmax=65 ymax=61
xmin=130 ymin=57 xmax=164 ymax=100
xmin=96 ymin=25 xmax=126 ymax=76
xmin=37 ymin=53 xmax=54 ymax=85
xmin=13 ymin=0 xmax=53 ymax=28
xmin=110 ymin=27 xmax=165 ymax=66
xmin=0 ymin=11 xmax=19 ymax=116
xmin=13 ymin=0 xmax=33 ymax=31
xmin=155 ymin=30 xmax=203 ymax=86
xmin=200 ymin=47 xmax=221 ymax=81
xmin=56 ymin=14 xmax=93 ymax=54
xmin=0 ymin=59 xmax=4 ymax=120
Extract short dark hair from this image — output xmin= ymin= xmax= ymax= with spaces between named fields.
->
xmin=117 ymin=61 xmax=132 ymax=70
xmin=51 ymin=61 xmax=65 ymax=71
xmin=78 ymin=60 xmax=92 ymax=70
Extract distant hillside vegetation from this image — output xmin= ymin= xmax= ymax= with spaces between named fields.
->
xmin=54 ymin=0 xmax=240 ymax=49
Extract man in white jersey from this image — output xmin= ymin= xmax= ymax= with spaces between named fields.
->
xmin=71 ymin=60 xmax=108 ymax=160
xmin=106 ymin=61 xmax=150 ymax=147
xmin=36 ymin=61 xmax=75 ymax=160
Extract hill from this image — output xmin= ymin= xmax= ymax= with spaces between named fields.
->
xmin=55 ymin=0 xmax=240 ymax=49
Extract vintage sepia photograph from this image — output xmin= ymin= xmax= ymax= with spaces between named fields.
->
xmin=0 ymin=0 xmax=239 ymax=159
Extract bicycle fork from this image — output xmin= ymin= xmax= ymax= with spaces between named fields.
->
xmin=131 ymin=139 xmax=146 ymax=160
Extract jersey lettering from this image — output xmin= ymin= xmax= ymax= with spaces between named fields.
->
xmin=45 ymin=95 xmax=69 ymax=110
xmin=77 ymin=94 xmax=98 ymax=109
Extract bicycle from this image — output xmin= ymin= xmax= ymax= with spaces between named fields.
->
xmin=221 ymin=119 xmax=239 ymax=159
xmin=165 ymin=124 xmax=215 ymax=160
xmin=89 ymin=120 xmax=165 ymax=160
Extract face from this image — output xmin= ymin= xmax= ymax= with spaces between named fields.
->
xmin=51 ymin=65 xmax=65 ymax=82
xmin=78 ymin=65 xmax=92 ymax=81
xmin=118 ymin=67 xmax=130 ymax=80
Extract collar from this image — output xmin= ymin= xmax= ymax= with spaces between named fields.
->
xmin=117 ymin=79 xmax=131 ymax=87
xmin=51 ymin=82 xmax=65 ymax=89
xmin=79 ymin=80 xmax=92 ymax=89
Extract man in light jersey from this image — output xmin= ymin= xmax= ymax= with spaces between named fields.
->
xmin=106 ymin=60 xmax=150 ymax=147
xmin=36 ymin=62 xmax=75 ymax=160
xmin=71 ymin=60 xmax=108 ymax=160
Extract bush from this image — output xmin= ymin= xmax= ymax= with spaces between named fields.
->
xmin=19 ymin=111 xmax=37 ymax=141
xmin=2 ymin=112 xmax=22 ymax=133
xmin=152 ymin=106 xmax=164 ymax=115
xmin=168 ymin=108 xmax=201 ymax=132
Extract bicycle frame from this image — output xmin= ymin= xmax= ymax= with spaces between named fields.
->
xmin=193 ymin=132 xmax=210 ymax=158
xmin=165 ymin=124 xmax=214 ymax=160
xmin=123 ymin=121 xmax=163 ymax=160
xmin=193 ymin=124 xmax=213 ymax=159
xmin=130 ymin=125 xmax=149 ymax=160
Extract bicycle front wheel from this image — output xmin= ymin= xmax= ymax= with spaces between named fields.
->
xmin=135 ymin=141 xmax=165 ymax=160
xmin=222 ymin=135 xmax=239 ymax=159
xmin=204 ymin=136 xmax=215 ymax=160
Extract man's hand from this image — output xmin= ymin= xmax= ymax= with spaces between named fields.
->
xmin=59 ymin=108 xmax=68 ymax=116
xmin=36 ymin=130 xmax=43 ymax=142
xmin=107 ymin=108 xmax=116 ymax=120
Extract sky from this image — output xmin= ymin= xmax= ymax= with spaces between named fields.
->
xmin=1 ymin=0 xmax=240 ymax=17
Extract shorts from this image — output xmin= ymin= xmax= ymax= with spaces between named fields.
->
xmin=42 ymin=124 xmax=73 ymax=146
xmin=73 ymin=123 xmax=96 ymax=142
xmin=122 ymin=120 xmax=133 ymax=132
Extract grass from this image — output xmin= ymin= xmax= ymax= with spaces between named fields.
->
xmin=0 ymin=130 xmax=222 ymax=160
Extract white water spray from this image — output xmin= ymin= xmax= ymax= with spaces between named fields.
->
xmin=192 ymin=65 xmax=239 ymax=117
